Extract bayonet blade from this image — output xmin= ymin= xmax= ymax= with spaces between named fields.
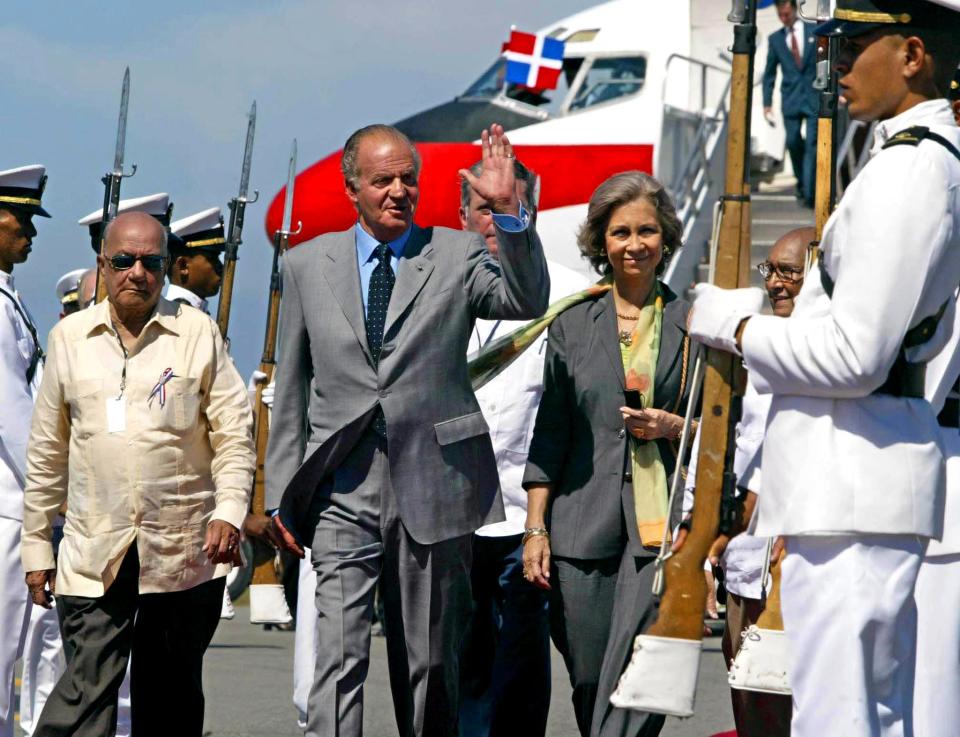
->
xmin=113 ymin=67 xmax=130 ymax=175
xmin=238 ymin=101 xmax=256 ymax=200
xmin=280 ymin=139 xmax=297 ymax=235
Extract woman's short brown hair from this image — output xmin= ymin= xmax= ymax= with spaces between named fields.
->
xmin=576 ymin=171 xmax=682 ymax=277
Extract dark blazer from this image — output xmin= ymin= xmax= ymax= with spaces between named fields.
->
xmin=762 ymin=21 xmax=818 ymax=117
xmin=522 ymin=284 xmax=698 ymax=560
xmin=266 ymin=223 xmax=550 ymax=547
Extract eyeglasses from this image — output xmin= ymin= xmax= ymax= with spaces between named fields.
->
xmin=756 ymin=261 xmax=804 ymax=283
xmin=106 ymin=254 xmax=167 ymax=272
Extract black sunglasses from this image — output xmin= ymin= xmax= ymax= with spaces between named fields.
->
xmin=107 ymin=254 xmax=167 ymax=272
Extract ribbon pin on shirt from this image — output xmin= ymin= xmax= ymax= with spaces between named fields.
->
xmin=148 ymin=368 xmax=177 ymax=408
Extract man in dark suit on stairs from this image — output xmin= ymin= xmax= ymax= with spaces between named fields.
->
xmin=762 ymin=0 xmax=819 ymax=207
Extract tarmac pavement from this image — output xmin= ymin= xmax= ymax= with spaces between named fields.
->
xmin=201 ymin=605 xmax=736 ymax=737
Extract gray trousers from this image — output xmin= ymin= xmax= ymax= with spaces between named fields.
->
xmin=550 ymin=550 xmax=665 ymax=737
xmin=307 ymin=430 xmax=473 ymax=737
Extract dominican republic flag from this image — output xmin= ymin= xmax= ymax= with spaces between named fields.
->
xmin=503 ymin=30 xmax=565 ymax=89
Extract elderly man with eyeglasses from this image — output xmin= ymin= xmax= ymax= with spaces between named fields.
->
xmin=21 ymin=211 xmax=255 ymax=737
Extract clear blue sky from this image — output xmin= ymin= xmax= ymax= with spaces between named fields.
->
xmin=5 ymin=0 xmax=592 ymax=377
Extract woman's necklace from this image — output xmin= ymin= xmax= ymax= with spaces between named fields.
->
xmin=615 ymin=284 xmax=650 ymax=348
xmin=617 ymin=312 xmax=639 ymax=346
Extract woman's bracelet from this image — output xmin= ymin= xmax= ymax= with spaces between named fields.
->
xmin=522 ymin=527 xmax=550 ymax=545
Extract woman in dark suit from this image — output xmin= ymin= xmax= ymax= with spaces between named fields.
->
xmin=522 ymin=171 xmax=698 ymax=737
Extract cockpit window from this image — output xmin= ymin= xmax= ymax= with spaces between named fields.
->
xmin=568 ymin=56 xmax=646 ymax=111
xmin=461 ymin=57 xmax=583 ymax=117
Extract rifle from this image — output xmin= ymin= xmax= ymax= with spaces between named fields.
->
xmin=248 ymin=140 xmax=300 ymax=624
xmin=610 ymin=0 xmax=757 ymax=717
xmin=807 ymin=0 xmax=839 ymax=265
xmin=94 ymin=68 xmax=137 ymax=304
xmin=725 ymin=1 xmax=840 ymax=693
xmin=216 ymin=102 xmax=259 ymax=341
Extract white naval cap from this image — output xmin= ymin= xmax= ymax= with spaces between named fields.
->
xmin=55 ymin=268 xmax=88 ymax=306
xmin=0 ymin=165 xmax=50 ymax=217
xmin=78 ymin=193 xmax=172 ymax=251
xmin=169 ymin=207 xmax=226 ymax=253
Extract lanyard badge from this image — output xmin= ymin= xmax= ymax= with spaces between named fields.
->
xmin=148 ymin=368 xmax=177 ymax=408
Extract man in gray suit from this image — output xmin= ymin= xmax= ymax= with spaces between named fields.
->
xmin=266 ymin=123 xmax=549 ymax=737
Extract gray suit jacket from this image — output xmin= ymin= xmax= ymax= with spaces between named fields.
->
xmin=267 ymin=222 xmax=550 ymax=546
xmin=522 ymin=285 xmax=698 ymax=560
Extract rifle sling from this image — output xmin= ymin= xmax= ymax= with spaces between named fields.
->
xmin=0 ymin=287 xmax=43 ymax=386
xmin=814 ymin=125 xmax=960 ymax=399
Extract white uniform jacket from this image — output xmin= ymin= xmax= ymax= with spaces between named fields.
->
xmin=164 ymin=283 xmax=208 ymax=314
xmin=468 ymin=261 xmax=589 ymax=537
xmin=0 ymin=272 xmax=41 ymax=521
xmin=746 ymin=100 xmax=960 ymax=538
xmin=925 ymin=296 xmax=960 ymax=555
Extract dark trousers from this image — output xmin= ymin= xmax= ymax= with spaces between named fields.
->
xmin=783 ymin=112 xmax=818 ymax=205
xmin=550 ymin=552 xmax=665 ymax=737
xmin=35 ymin=544 xmax=224 ymax=737
xmin=307 ymin=430 xmax=473 ymax=737
xmin=459 ymin=533 xmax=551 ymax=737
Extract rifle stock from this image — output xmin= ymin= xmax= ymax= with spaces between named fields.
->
xmin=647 ymin=25 xmax=755 ymax=643
xmin=812 ymin=34 xmax=839 ymax=264
xmin=216 ymin=258 xmax=237 ymax=338
xmin=608 ymin=13 xmax=756 ymax=714
xmin=250 ymin=234 xmax=285 ymax=587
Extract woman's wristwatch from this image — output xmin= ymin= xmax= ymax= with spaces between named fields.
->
xmin=522 ymin=527 xmax=550 ymax=545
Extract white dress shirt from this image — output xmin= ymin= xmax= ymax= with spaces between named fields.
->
xmin=0 ymin=271 xmax=42 ymax=520
xmin=164 ymin=283 xmax=209 ymax=314
xmin=469 ymin=261 xmax=589 ymax=537
xmin=744 ymin=100 xmax=960 ymax=538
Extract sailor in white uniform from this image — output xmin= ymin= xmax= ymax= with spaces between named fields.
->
xmin=913 ymin=66 xmax=960 ymax=737
xmin=167 ymin=207 xmax=237 ymax=620
xmin=78 ymin=192 xmax=173 ymax=257
xmin=54 ymin=269 xmax=86 ymax=319
xmin=689 ymin=2 xmax=960 ymax=735
xmin=0 ymin=164 xmax=49 ymax=737
xmin=17 ymin=269 xmax=94 ymax=735
xmin=915 ymin=293 xmax=960 ymax=736
xmin=165 ymin=207 xmax=226 ymax=316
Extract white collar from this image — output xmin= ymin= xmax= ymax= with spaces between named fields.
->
xmin=164 ymin=283 xmax=208 ymax=313
xmin=871 ymin=99 xmax=957 ymax=155
xmin=0 ymin=271 xmax=12 ymax=291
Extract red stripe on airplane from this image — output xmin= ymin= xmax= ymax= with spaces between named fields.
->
xmin=264 ymin=143 xmax=654 ymax=247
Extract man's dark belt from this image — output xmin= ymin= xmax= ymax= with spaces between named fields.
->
xmin=819 ymin=266 xmax=943 ymax=399
xmin=815 ymin=125 xmax=960 ymax=400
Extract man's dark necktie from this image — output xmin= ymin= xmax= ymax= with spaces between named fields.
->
xmin=365 ymin=243 xmax=395 ymax=435
xmin=790 ymin=27 xmax=802 ymax=69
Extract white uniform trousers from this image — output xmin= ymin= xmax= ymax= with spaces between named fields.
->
xmin=0 ymin=516 xmax=31 ymax=737
xmin=17 ymin=602 xmax=64 ymax=736
xmin=781 ymin=534 xmax=925 ymax=737
xmin=294 ymin=549 xmax=317 ymax=730
xmin=913 ymin=552 xmax=960 ymax=737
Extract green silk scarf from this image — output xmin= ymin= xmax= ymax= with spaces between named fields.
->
xmin=467 ymin=276 xmax=613 ymax=390
xmin=620 ymin=285 xmax=669 ymax=547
